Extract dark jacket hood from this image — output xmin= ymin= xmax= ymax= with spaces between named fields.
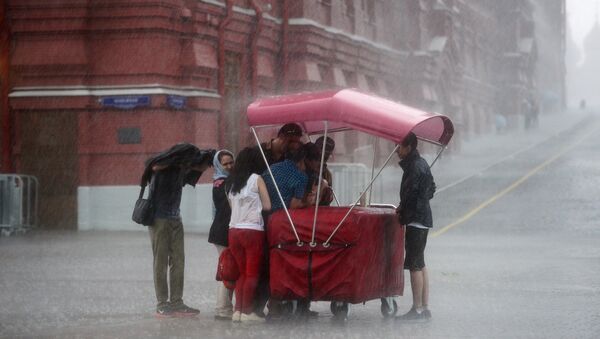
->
xmin=141 ymin=143 xmax=216 ymax=187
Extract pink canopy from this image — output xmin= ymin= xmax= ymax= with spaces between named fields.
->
xmin=246 ymin=88 xmax=454 ymax=146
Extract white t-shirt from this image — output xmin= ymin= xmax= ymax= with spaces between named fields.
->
xmin=228 ymin=174 xmax=264 ymax=231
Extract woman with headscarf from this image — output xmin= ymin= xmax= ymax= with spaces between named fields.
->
xmin=208 ymin=150 xmax=235 ymax=320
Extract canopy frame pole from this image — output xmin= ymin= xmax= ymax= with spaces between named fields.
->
xmin=251 ymin=127 xmax=302 ymax=245
xmin=368 ymin=136 xmax=379 ymax=206
xmin=331 ymin=189 xmax=341 ymax=206
xmin=429 ymin=145 xmax=446 ymax=169
xmin=324 ymin=144 xmax=399 ymax=246
xmin=310 ymin=121 xmax=328 ymax=246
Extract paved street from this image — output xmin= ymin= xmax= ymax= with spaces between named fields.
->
xmin=1 ymin=111 xmax=599 ymax=338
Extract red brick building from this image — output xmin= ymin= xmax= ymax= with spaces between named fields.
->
xmin=0 ymin=0 xmax=565 ymax=230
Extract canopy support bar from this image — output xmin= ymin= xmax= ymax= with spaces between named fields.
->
xmin=331 ymin=189 xmax=340 ymax=206
xmin=368 ymin=136 xmax=379 ymax=206
xmin=324 ymin=144 xmax=400 ymax=246
xmin=429 ymin=146 xmax=446 ymax=169
xmin=251 ymin=127 xmax=302 ymax=244
xmin=310 ymin=121 xmax=328 ymax=246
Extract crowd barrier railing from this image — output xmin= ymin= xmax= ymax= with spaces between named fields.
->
xmin=0 ymin=174 xmax=39 ymax=236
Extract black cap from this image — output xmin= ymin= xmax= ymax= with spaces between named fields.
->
xmin=278 ymin=123 xmax=303 ymax=137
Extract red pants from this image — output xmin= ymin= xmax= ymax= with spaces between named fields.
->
xmin=228 ymin=228 xmax=265 ymax=314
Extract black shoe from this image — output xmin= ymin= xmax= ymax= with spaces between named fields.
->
xmin=251 ymin=307 xmax=266 ymax=319
xmin=171 ymin=303 xmax=200 ymax=317
xmin=398 ymin=307 xmax=429 ymax=321
xmin=155 ymin=305 xmax=174 ymax=318
xmin=265 ymin=312 xmax=283 ymax=322
xmin=214 ymin=314 xmax=233 ymax=321
xmin=298 ymin=309 xmax=319 ymax=318
xmin=307 ymin=309 xmax=319 ymax=317
xmin=296 ymin=301 xmax=318 ymax=318
xmin=266 ymin=302 xmax=283 ymax=321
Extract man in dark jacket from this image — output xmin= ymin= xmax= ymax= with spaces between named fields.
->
xmin=396 ymin=132 xmax=435 ymax=321
xmin=144 ymin=144 xmax=215 ymax=318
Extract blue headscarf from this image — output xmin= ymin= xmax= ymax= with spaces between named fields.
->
xmin=212 ymin=150 xmax=234 ymax=181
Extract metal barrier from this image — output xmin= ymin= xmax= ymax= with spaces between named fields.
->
xmin=0 ymin=174 xmax=39 ymax=236
xmin=328 ymin=163 xmax=384 ymax=205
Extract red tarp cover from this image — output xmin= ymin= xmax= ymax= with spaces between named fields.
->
xmin=247 ymin=88 xmax=454 ymax=146
xmin=268 ymin=207 xmax=404 ymax=304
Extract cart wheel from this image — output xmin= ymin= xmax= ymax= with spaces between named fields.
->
xmin=330 ymin=301 xmax=349 ymax=321
xmin=380 ymin=298 xmax=398 ymax=318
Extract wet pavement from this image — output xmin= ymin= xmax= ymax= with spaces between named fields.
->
xmin=1 ymin=110 xmax=599 ymax=338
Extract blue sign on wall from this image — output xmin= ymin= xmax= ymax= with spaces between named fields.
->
xmin=167 ymin=95 xmax=187 ymax=109
xmin=100 ymin=96 xmax=150 ymax=109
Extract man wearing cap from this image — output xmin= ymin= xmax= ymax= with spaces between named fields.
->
xmin=259 ymin=123 xmax=303 ymax=169
xmin=253 ymin=123 xmax=303 ymax=318
xmin=258 ymin=144 xmax=316 ymax=319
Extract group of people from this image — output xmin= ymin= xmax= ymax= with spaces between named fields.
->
xmin=143 ymin=124 xmax=436 ymax=323
xmin=208 ymin=123 xmax=336 ymax=323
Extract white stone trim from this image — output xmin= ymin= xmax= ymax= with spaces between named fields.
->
xmin=288 ymin=18 xmax=406 ymax=56
xmin=199 ymin=0 xmax=405 ymax=56
xmin=9 ymin=84 xmax=221 ymax=98
xmin=200 ymin=0 xmax=282 ymax=23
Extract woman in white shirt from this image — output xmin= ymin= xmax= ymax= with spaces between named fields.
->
xmin=227 ymin=147 xmax=271 ymax=323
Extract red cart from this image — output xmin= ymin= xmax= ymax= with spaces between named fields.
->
xmin=246 ymin=89 xmax=454 ymax=319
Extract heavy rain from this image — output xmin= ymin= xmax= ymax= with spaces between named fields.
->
xmin=1 ymin=0 xmax=599 ymax=338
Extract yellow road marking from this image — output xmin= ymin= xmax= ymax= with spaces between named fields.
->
xmin=431 ymin=127 xmax=596 ymax=238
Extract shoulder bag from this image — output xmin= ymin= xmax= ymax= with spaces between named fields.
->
xmin=132 ymin=179 xmax=156 ymax=226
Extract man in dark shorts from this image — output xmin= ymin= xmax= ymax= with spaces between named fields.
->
xmin=396 ymin=132 xmax=436 ymax=321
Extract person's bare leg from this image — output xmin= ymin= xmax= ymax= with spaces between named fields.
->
xmin=421 ymin=267 xmax=429 ymax=309
xmin=410 ymin=270 xmax=424 ymax=308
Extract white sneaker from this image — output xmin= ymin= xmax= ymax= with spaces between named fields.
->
xmin=231 ymin=311 xmax=241 ymax=322
xmin=241 ymin=312 xmax=265 ymax=323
